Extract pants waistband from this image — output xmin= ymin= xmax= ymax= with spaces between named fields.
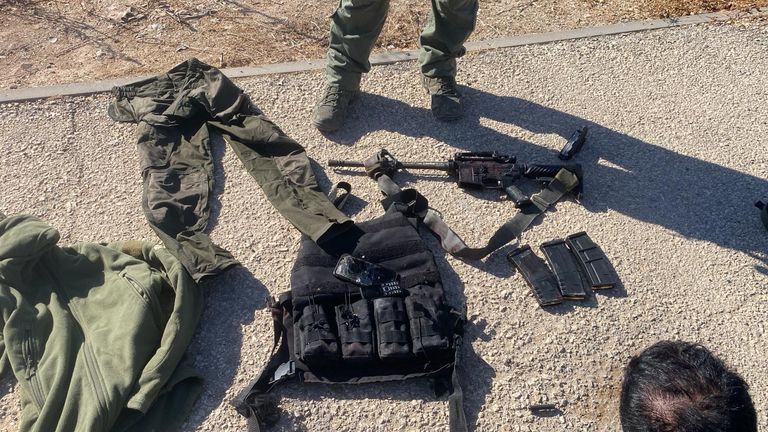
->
xmin=112 ymin=57 xmax=208 ymax=100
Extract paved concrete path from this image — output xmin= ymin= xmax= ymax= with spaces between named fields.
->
xmin=1 ymin=21 xmax=766 ymax=431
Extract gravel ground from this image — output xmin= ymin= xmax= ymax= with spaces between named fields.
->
xmin=1 ymin=21 xmax=767 ymax=432
xmin=5 ymin=0 xmax=766 ymax=88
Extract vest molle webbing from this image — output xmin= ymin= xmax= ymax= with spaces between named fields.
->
xmin=232 ymin=209 xmax=468 ymax=432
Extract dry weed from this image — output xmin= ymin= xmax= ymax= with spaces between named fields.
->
xmin=640 ymin=0 xmax=764 ymax=17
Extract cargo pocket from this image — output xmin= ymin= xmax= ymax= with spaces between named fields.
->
xmin=405 ymin=292 xmax=450 ymax=356
xmin=335 ymin=299 xmax=375 ymax=363
xmin=144 ymin=168 xmax=208 ymax=233
xmin=296 ymin=303 xmax=340 ymax=364
xmin=137 ymin=124 xmax=178 ymax=170
xmin=274 ymin=152 xmax=316 ymax=189
xmin=373 ymin=297 xmax=412 ymax=360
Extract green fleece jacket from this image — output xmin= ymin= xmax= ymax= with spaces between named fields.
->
xmin=0 ymin=214 xmax=203 ymax=432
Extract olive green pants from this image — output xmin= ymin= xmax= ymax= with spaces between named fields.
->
xmin=326 ymin=0 xmax=479 ymax=89
xmin=109 ymin=58 xmax=352 ymax=281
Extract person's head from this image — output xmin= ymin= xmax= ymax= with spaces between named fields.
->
xmin=620 ymin=341 xmax=757 ymax=432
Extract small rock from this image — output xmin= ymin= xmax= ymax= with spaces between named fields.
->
xmin=115 ymin=6 xmax=144 ymax=23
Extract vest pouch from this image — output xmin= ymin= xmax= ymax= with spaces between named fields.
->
xmin=405 ymin=290 xmax=450 ymax=356
xmin=373 ymin=297 xmax=412 ymax=359
xmin=334 ymin=299 xmax=375 ymax=363
xmin=296 ymin=303 xmax=340 ymax=364
xmin=236 ymin=211 xmax=471 ymax=432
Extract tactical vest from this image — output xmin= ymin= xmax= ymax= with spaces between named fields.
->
xmin=233 ymin=207 xmax=468 ymax=432
xmin=232 ymin=161 xmax=580 ymax=431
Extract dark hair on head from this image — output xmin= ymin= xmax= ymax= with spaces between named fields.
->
xmin=620 ymin=341 xmax=757 ymax=432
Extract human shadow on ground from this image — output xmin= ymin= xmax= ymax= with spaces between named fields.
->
xmin=325 ymin=89 xmax=768 ymax=271
xmin=432 ymin=237 xmax=498 ymax=431
xmin=182 ymin=265 xmax=270 ymax=430
xmin=267 ymin=243 xmax=495 ymax=431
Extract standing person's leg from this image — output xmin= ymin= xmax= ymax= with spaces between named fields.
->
xmin=313 ymin=0 xmax=390 ymax=132
xmin=418 ymin=0 xmax=478 ymax=121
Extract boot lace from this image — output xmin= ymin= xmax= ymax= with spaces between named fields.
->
xmin=436 ymin=78 xmax=459 ymax=97
xmin=320 ymin=86 xmax=352 ymax=106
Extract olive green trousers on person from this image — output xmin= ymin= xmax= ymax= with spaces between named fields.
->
xmin=109 ymin=58 xmax=353 ymax=281
xmin=326 ymin=0 xmax=479 ymax=89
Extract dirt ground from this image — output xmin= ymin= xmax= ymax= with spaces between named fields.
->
xmin=1 ymin=0 xmax=766 ymax=88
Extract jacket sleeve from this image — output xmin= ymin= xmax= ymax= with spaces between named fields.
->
xmin=0 ymin=283 xmax=13 ymax=377
xmin=111 ymin=241 xmax=204 ymax=414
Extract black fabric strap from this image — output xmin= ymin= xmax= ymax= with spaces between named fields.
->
xmin=299 ymin=314 xmax=317 ymax=326
xmin=380 ymin=331 xmax=410 ymax=343
xmin=328 ymin=182 xmax=352 ymax=210
xmin=444 ymin=311 xmax=468 ymax=432
xmin=376 ymin=169 xmax=580 ymax=260
xmin=448 ymin=337 xmax=468 ymax=432
xmin=377 ymin=309 xmax=407 ymax=323
xmin=412 ymin=326 xmax=441 ymax=337
xmin=305 ymin=328 xmax=336 ymax=343
xmin=340 ymin=331 xmax=372 ymax=343
xmin=231 ymin=297 xmax=294 ymax=432
xmin=377 ymin=175 xmax=404 ymax=197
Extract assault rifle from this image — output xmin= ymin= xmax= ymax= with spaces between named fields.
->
xmin=328 ymin=150 xmax=582 ymax=207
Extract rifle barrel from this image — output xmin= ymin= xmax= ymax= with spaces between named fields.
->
xmin=328 ymin=160 xmax=452 ymax=172
xmin=328 ymin=160 xmax=365 ymax=167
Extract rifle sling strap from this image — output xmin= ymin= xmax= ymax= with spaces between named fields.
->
xmin=378 ymin=169 xmax=579 ymax=260
xmin=328 ymin=181 xmax=352 ymax=210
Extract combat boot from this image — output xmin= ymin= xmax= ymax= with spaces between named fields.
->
xmin=422 ymin=76 xmax=463 ymax=122
xmin=312 ymin=84 xmax=359 ymax=132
